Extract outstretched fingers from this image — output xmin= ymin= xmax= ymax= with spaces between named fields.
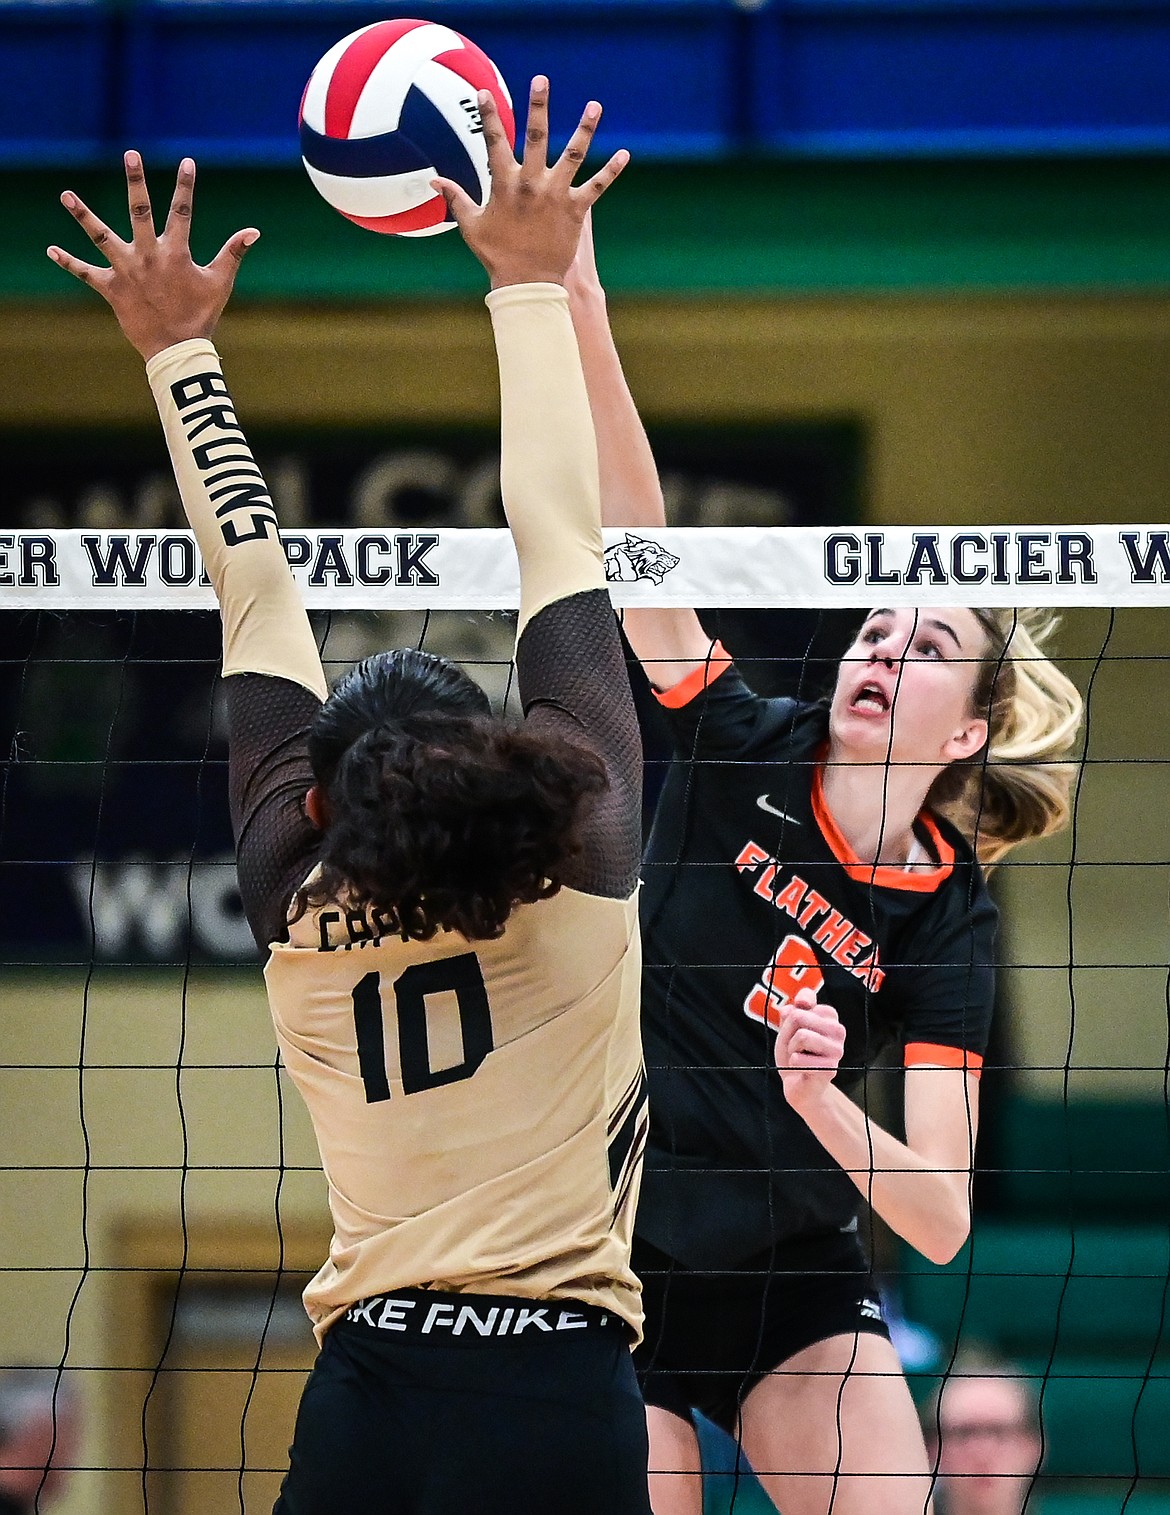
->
xmin=59 ymin=190 xmax=127 ymax=266
xmin=577 ymin=147 xmax=631 ymax=207
xmin=431 ymin=175 xmax=480 ymax=229
xmin=209 ymin=227 xmax=261 ymax=278
xmin=164 ymin=157 xmax=196 ymax=245
xmin=478 ymin=89 xmax=518 ymax=183
xmin=553 ymin=100 xmax=601 ymax=184
xmin=124 ymin=150 xmax=156 ymax=245
xmin=520 ymin=76 xmax=550 ymax=177
xmin=45 ymin=244 xmax=109 ymax=291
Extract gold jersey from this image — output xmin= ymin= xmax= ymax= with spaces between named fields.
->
xmin=148 ymin=287 xmax=647 ymax=1351
xmin=266 ymin=877 xmax=646 ymax=1344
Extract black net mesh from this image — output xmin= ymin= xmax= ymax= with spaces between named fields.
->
xmin=2 ymin=600 xmax=1168 ymax=1514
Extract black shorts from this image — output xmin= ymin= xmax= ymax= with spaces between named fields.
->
xmin=632 ymin=1231 xmax=891 ymax=1436
xmin=273 ymin=1288 xmax=652 ymax=1515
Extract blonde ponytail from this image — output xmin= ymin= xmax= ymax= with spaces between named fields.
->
xmin=929 ymin=608 xmax=1083 ymax=868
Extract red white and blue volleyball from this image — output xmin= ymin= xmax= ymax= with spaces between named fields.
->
xmin=299 ymin=19 xmax=515 ymax=237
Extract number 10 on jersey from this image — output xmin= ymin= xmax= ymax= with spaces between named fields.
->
xmin=744 ymin=933 xmax=825 ymax=1032
xmin=352 ymin=952 xmax=494 ymax=1103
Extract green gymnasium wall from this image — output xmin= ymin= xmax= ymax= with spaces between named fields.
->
xmin=4 ymin=153 xmax=1170 ymax=1098
xmin=2 ymin=156 xmax=1168 ymax=531
xmin=3 ymin=157 xmax=1169 ymax=1106
xmin=2 ymin=155 xmax=1170 ymax=1515
xmin=6 ymin=158 xmax=1170 ymax=300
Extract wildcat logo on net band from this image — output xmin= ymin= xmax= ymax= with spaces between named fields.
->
xmin=604 ymin=532 xmax=680 ymax=585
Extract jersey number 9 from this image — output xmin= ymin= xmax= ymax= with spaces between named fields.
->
xmin=743 ymin=933 xmax=825 ymax=1033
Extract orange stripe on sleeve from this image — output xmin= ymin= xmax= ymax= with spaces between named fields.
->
xmin=653 ymin=641 xmax=734 ymax=709
xmin=904 ymin=1042 xmax=983 ymax=1078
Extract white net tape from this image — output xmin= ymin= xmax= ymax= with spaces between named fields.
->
xmin=3 ymin=525 xmax=1170 ymax=609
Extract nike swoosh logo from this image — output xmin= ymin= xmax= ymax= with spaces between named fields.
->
xmin=756 ymin=795 xmax=801 ymax=825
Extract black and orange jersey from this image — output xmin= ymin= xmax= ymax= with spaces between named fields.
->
xmin=637 ymin=644 xmax=996 ymax=1268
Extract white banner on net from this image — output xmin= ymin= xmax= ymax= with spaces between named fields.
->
xmin=2 ymin=525 xmax=1170 ymax=610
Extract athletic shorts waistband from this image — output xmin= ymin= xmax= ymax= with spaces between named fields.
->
xmin=336 ymin=1289 xmax=626 ymax=1346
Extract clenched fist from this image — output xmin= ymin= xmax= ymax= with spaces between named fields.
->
xmin=773 ymin=988 xmax=847 ymax=1115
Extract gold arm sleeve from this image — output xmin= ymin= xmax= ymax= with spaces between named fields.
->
xmin=145 ymin=338 xmax=328 ymax=701
xmin=485 ymin=283 xmax=606 ymax=634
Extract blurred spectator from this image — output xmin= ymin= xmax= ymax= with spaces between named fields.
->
xmin=0 ymin=1370 xmax=79 ymax=1514
xmin=925 ymin=1359 xmax=1043 ymax=1515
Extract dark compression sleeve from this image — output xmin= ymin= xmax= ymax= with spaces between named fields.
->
xmin=226 ymin=673 xmax=323 ymax=951
xmin=516 ymin=588 xmax=642 ymax=901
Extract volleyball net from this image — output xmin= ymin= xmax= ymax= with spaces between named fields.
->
xmin=2 ymin=523 xmax=1170 ymax=1514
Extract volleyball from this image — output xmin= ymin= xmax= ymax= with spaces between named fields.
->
xmin=298 ymin=19 xmax=515 ymax=237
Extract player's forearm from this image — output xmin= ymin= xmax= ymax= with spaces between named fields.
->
xmin=486 ymin=283 xmax=605 ymax=633
xmin=566 ymin=282 xmax=712 ymax=688
xmin=568 ymin=283 xmax=666 ymax=532
xmin=146 ymin=339 xmax=327 ymax=701
xmin=795 ymin=1084 xmax=973 ymax=1265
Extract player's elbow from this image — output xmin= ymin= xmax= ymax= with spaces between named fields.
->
xmin=922 ymin=1227 xmax=968 ymax=1267
xmin=919 ymin=1188 xmax=972 ymax=1265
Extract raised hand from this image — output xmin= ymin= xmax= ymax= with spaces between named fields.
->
xmin=773 ymin=988 xmax=848 ymax=1115
xmin=47 ymin=152 xmax=260 ymax=360
xmin=433 ymin=77 xmax=628 ymax=289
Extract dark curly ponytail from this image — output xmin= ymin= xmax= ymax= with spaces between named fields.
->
xmin=307 ymin=647 xmax=492 ymax=786
xmin=297 ymin=649 xmax=608 ymax=941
